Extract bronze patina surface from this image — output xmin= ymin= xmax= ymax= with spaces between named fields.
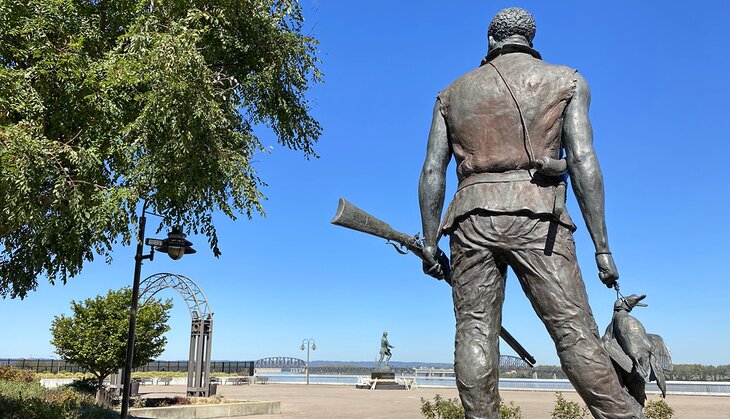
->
xmin=418 ymin=7 xmax=645 ymax=419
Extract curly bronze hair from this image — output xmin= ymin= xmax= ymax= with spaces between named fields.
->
xmin=488 ymin=8 xmax=536 ymax=44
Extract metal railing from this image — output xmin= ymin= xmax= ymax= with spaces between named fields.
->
xmin=0 ymin=359 xmax=253 ymax=376
xmin=496 ymin=378 xmax=730 ymax=396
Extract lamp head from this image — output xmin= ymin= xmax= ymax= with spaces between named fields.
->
xmin=157 ymin=226 xmax=196 ymax=260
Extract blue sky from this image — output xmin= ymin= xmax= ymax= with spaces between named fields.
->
xmin=2 ymin=1 xmax=729 ymax=367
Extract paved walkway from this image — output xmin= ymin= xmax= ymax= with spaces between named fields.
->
xmin=139 ymin=384 xmax=730 ymax=418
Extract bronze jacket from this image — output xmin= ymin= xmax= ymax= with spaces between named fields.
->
xmin=438 ymin=48 xmax=578 ymax=235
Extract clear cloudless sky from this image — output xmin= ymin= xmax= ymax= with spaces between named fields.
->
xmin=2 ymin=1 xmax=729 ymax=367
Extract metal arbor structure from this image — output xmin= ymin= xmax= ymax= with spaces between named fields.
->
xmin=140 ymin=273 xmax=213 ymax=396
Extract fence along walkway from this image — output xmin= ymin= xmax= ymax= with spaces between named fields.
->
xmin=0 ymin=358 xmax=254 ymax=376
xmin=496 ymin=379 xmax=730 ymax=396
xmin=8 ymin=358 xmax=730 ymax=397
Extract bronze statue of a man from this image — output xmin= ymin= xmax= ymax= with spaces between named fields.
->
xmin=377 ymin=331 xmax=394 ymax=366
xmin=418 ymin=8 xmax=645 ymax=419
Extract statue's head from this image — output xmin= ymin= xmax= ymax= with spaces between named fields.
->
xmin=488 ymin=7 xmax=536 ymax=50
xmin=383 ymin=331 xmax=388 ymax=337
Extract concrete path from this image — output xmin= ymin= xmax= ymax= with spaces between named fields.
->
xmin=139 ymin=384 xmax=730 ymax=419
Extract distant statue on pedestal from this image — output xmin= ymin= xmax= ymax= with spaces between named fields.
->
xmin=377 ymin=332 xmax=394 ymax=368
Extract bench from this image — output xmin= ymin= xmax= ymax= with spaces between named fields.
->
xmin=224 ymin=376 xmax=250 ymax=385
xmin=398 ymin=377 xmax=418 ymax=390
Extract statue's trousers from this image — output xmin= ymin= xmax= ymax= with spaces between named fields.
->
xmin=449 ymin=213 xmax=644 ymax=419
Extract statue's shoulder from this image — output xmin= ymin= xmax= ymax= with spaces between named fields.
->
xmin=442 ymin=65 xmax=487 ymax=88
xmin=526 ymin=56 xmax=578 ymax=80
xmin=437 ymin=65 xmax=491 ymax=102
xmin=546 ymin=62 xmax=578 ymax=79
xmin=527 ymin=59 xmax=580 ymax=95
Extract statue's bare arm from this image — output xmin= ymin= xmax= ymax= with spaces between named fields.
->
xmin=563 ymin=74 xmax=618 ymax=287
xmin=418 ymin=99 xmax=451 ymax=278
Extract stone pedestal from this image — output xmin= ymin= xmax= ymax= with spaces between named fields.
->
xmin=355 ymin=371 xmax=406 ymax=390
xmin=371 ymin=372 xmax=395 ymax=380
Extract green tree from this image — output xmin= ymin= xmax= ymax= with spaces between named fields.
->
xmin=716 ymin=364 xmax=729 ymax=381
xmin=50 ymin=288 xmax=172 ymax=401
xmin=0 ymin=0 xmax=321 ymax=298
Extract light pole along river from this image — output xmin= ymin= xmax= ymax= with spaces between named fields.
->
xmin=300 ymin=338 xmax=316 ymax=385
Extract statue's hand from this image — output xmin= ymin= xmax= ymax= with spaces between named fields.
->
xmin=532 ymin=156 xmax=568 ymax=176
xmin=596 ymin=253 xmax=619 ymax=288
xmin=422 ymin=244 xmax=446 ymax=280
xmin=533 ymin=156 xmax=550 ymax=170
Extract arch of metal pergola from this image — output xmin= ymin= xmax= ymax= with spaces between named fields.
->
xmin=140 ymin=272 xmax=213 ymax=396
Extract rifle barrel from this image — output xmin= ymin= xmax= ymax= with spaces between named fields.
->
xmin=499 ymin=327 xmax=536 ymax=367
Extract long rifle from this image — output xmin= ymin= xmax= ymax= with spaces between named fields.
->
xmin=331 ymin=198 xmax=536 ymax=367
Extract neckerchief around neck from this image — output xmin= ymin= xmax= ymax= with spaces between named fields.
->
xmin=480 ymin=44 xmax=542 ymax=66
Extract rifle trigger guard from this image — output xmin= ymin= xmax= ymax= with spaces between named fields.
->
xmin=387 ymin=240 xmax=409 ymax=255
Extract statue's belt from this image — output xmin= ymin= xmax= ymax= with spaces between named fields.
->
xmin=457 ymin=170 xmax=563 ymax=191
xmin=457 ymin=170 xmax=567 ymax=217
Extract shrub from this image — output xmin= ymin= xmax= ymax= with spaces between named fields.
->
xmin=0 ymin=365 xmax=37 ymax=383
xmin=420 ymin=394 xmax=522 ymax=419
xmin=500 ymin=401 xmax=523 ymax=419
xmin=131 ymin=397 xmax=146 ymax=409
xmin=0 ymin=379 xmax=117 ymax=418
xmin=130 ymin=396 xmax=195 ymax=408
xmin=131 ymin=371 xmax=186 ymax=379
xmin=64 ymin=377 xmax=98 ymax=395
xmin=37 ymin=372 xmax=91 ymax=380
xmin=190 ymin=395 xmax=232 ymax=405
xmin=421 ymin=394 xmax=463 ymax=419
xmin=644 ymin=399 xmax=674 ymax=419
xmin=551 ymin=392 xmax=589 ymax=419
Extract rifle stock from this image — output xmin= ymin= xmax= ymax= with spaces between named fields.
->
xmin=332 ymin=198 xmax=428 ymax=260
xmin=331 ymin=197 xmax=536 ymax=368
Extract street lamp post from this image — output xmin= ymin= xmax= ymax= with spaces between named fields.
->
xmin=120 ymin=206 xmax=195 ymax=419
xmin=300 ymin=338 xmax=316 ymax=385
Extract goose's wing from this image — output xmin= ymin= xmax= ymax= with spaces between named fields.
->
xmin=603 ymin=321 xmax=614 ymax=340
xmin=614 ymin=315 xmax=653 ymax=381
xmin=648 ymin=333 xmax=673 ymax=372
xmin=650 ymin=355 xmax=668 ymax=398
xmin=603 ymin=333 xmax=633 ymax=373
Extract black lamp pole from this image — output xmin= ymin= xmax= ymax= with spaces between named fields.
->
xmin=119 ymin=206 xmax=195 ymax=418
xmin=121 ymin=209 xmax=152 ymax=419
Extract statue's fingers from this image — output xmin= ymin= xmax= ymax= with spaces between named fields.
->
xmin=427 ymin=264 xmax=443 ymax=278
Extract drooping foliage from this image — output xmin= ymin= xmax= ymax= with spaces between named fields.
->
xmin=0 ymin=0 xmax=321 ymax=298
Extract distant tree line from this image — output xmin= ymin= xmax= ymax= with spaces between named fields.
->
xmin=665 ymin=364 xmax=730 ymax=381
